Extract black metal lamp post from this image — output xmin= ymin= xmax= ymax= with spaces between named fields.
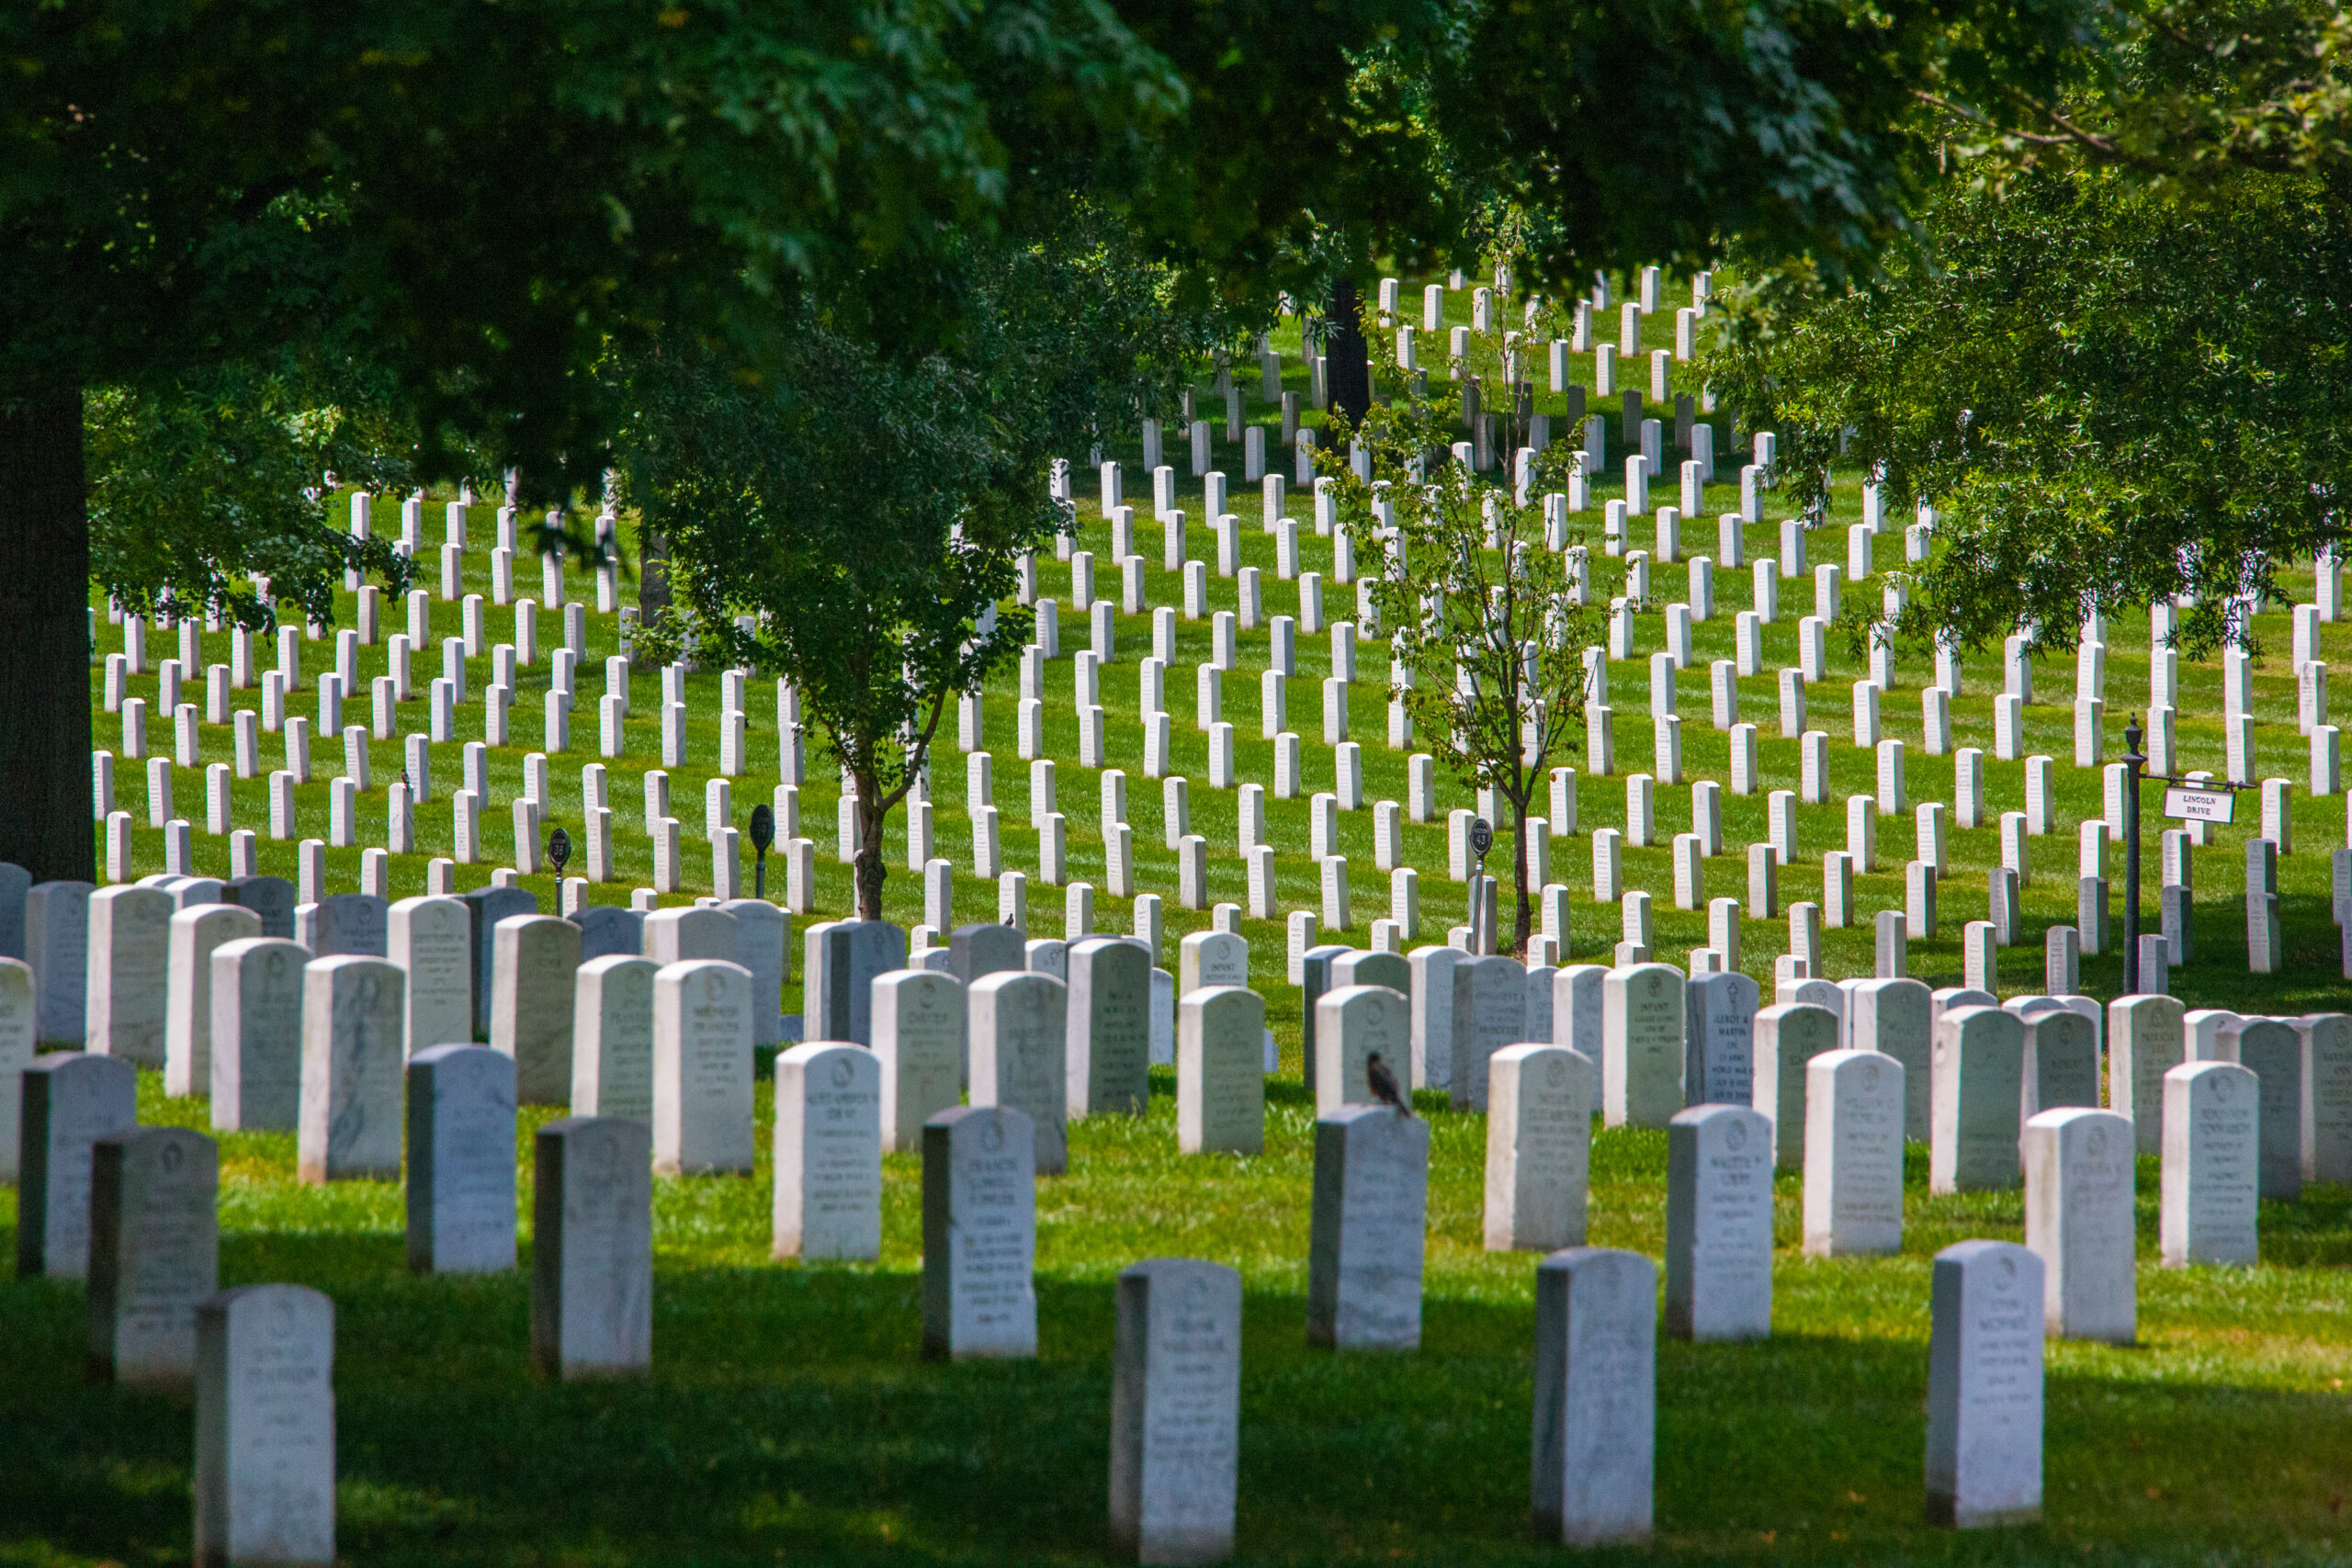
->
xmin=1468 ymin=816 xmax=1494 ymax=953
xmin=749 ymin=803 xmax=775 ymax=900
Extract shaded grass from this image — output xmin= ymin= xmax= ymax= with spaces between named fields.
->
xmin=57 ymin=276 xmax=2352 ymax=1563
xmin=3 ymin=1066 xmax=2350 ymax=1566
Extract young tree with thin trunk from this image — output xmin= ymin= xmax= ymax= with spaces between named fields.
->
xmin=621 ymin=224 xmax=1205 ymax=919
xmin=1342 ymin=300 xmax=1596 ymax=954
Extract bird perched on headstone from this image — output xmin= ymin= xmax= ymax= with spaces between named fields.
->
xmin=1365 ymin=1051 xmax=1413 ymax=1118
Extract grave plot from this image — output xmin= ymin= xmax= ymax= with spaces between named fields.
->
xmin=0 ymin=263 xmax=2346 ymax=1568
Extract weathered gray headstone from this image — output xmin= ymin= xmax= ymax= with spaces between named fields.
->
xmin=1179 ymin=986 xmax=1266 ymax=1156
xmin=195 ymin=1283 xmax=336 ymax=1567
xmin=1684 ymin=970 xmax=1759 ymax=1108
xmin=2219 ymin=1015 xmax=2303 ymax=1200
xmin=2023 ymin=1108 xmax=2134 ymax=1343
xmin=1306 ymin=1103 xmax=1430 ymax=1349
xmin=1603 ymin=963 xmax=1686 ymax=1128
xmin=949 ymin=921 xmax=1026 ymax=987
xmin=1331 ymin=948 xmax=1408 ymax=997
xmin=1664 ymin=1103 xmax=1773 ymax=1340
xmin=970 ymin=970 xmax=1070 ymax=1174
xmin=2160 ymin=1060 xmax=2258 ymax=1267
xmin=1553 ymin=964 xmax=1607 ymax=1112
xmin=573 ymin=904 xmax=647 ymax=963
xmin=2109 ymin=994 xmax=2186 ymax=1156
xmin=774 ymin=1041 xmax=882 ymax=1259
xmin=531 ymin=1116 xmax=653 ymax=1378
xmin=644 ymin=904 xmax=741 ymax=966
xmin=1316 ymin=982 xmax=1408 ymax=1117
xmin=1109 ymin=1257 xmax=1243 ymax=1566
xmin=807 ymin=919 xmax=907 ymax=1046
xmin=17 ymin=1052 xmax=138 ymax=1278
xmin=652 ymin=958 xmax=755 ymax=1175
xmin=1932 ymin=1006 xmax=2026 ymax=1194
xmin=1848 ymin=976 xmax=1932 ymax=1141
xmin=209 ymin=937 xmax=307 ymax=1132
xmin=1297 ymin=943 xmax=1352 ymax=1092
xmin=0 ymin=958 xmax=29 ymax=1180
xmin=922 ymin=1103 xmax=1038 ymax=1359
xmin=1926 ymin=1240 xmax=2045 ymax=1528
xmin=26 ymin=879 xmax=93 ymax=1044
xmin=88 ymin=883 xmax=172 ymax=1066
xmin=88 ymin=1125 xmax=219 ymax=1388
xmin=463 ymin=885 xmax=538 ymax=1036
xmin=223 ymin=874 xmax=298 ymax=941
xmin=873 ymin=968 xmax=967 ymax=1151
xmin=1532 ymin=1247 xmax=1657 ymax=1546
xmin=298 ymin=954 xmax=406 ymax=1183
xmin=2021 ymin=1009 xmax=2099 ymax=1122
xmin=0 ymin=861 xmax=28 ymax=961
xmin=1408 ymin=945 xmax=1460 ymax=1090
xmin=492 ymin=913 xmax=582 ymax=1105
xmin=2293 ymin=1011 xmax=2352 ymax=1183
xmin=165 ymin=903 xmax=262 ymax=1099
xmin=405 ymin=1044 xmax=517 ymax=1274
xmin=1803 ymin=1048 xmax=1905 ymax=1257
xmin=1069 ymin=936 xmax=1152 ymax=1117
xmin=1752 ymin=1001 xmax=1839 ymax=1170
xmin=570 ymin=953 xmax=657 ymax=1121
xmin=296 ymin=892 xmax=388 ymax=958
xmin=389 ymin=895 xmax=472 ymax=1056
xmin=1485 ymin=1043 xmax=1593 ymax=1251
xmin=719 ymin=898 xmax=789 ymax=1047
xmin=1449 ymin=953 xmax=1528 ymax=1110
xmin=1179 ymin=930 xmax=1250 ymax=996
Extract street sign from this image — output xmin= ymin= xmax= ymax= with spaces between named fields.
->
xmin=1469 ymin=818 xmax=1494 ymax=859
xmin=2163 ymin=786 xmax=2235 ymax=825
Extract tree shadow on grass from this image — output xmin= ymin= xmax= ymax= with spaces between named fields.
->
xmin=4 ymin=1233 xmax=2350 ymax=1566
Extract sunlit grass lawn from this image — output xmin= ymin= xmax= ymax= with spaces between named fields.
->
xmin=51 ymin=273 xmax=2352 ymax=1563
xmin=2 ymin=1065 xmax=2347 ymax=1566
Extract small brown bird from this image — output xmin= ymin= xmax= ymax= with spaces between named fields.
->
xmin=1365 ymin=1051 xmax=1414 ymax=1118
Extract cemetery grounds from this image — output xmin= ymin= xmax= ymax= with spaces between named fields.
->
xmin=3 ymin=274 xmax=2350 ymax=1566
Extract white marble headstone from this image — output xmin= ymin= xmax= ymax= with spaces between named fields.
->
xmin=1485 ymin=1043 xmax=1593 ymax=1252
xmin=922 ymin=1104 xmax=1038 ymax=1359
xmin=774 ymin=1042 xmax=882 ymax=1259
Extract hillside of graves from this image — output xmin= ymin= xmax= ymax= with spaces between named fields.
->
xmin=3 ymin=267 xmax=2350 ymax=1565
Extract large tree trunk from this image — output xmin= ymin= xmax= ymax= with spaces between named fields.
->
xmin=1326 ymin=276 xmax=1372 ymax=431
xmin=0 ymin=394 xmax=96 ymax=884
xmin=637 ymin=524 xmax=672 ymax=620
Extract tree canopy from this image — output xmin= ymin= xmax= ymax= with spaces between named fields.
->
xmin=1706 ymin=164 xmax=2352 ymax=661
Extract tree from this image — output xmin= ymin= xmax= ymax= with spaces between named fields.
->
xmin=1343 ymin=312 xmax=1595 ymax=955
xmin=1914 ymin=0 xmax=2352 ymax=201
xmin=619 ymin=216 xmax=1207 ymax=918
xmin=6 ymin=0 xmax=2109 ymax=885
xmin=1703 ymin=164 xmax=2352 ymax=663
xmin=86 ymin=355 xmax=418 ymax=634
xmin=0 ymin=0 xmax=1191 ymax=881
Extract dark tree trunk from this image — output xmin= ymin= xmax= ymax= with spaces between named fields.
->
xmin=1510 ymin=794 xmax=1532 ymax=958
xmin=0 ymin=394 xmax=96 ymax=884
xmin=637 ymin=525 xmax=672 ymax=620
xmin=854 ymin=785 xmax=888 ymax=920
xmin=1326 ymin=276 xmax=1372 ymax=431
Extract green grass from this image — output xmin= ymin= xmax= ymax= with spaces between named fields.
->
xmin=4 ymin=1070 xmax=2349 ymax=1565
xmin=40 ymin=271 xmax=2352 ymax=1564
